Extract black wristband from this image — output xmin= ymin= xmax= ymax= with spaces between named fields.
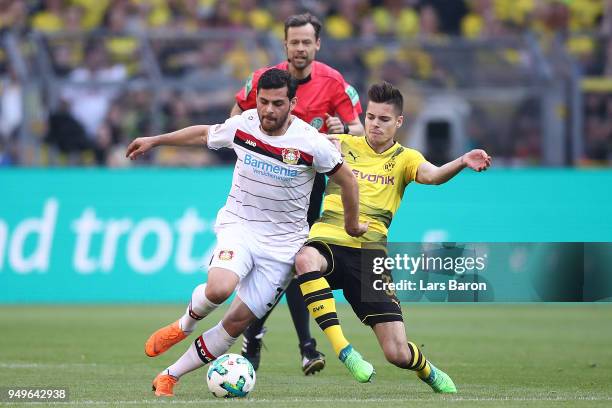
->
xmin=343 ymin=122 xmax=350 ymax=134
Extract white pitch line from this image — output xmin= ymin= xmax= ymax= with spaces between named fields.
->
xmin=3 ymin=396 xmax=611 ymax=405
xmin=0 ymin=363 xmax=99 ymax=369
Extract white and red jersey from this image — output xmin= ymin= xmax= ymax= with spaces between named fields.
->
xmin=207 ymin=109 xmax=343 ymax=244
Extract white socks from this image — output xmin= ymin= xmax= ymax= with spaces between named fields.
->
xmin=165 ymin=345 xmax=201 ymax=379
xmin=179 ymin=283 xmax=219 ymax=334
xmin=197 ymin=321 xmax=237 ymax=358
xmin=166 ymin=322 xmax=237 ymax=378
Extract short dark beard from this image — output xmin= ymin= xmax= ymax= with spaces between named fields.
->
xmin=290 ymin=58 xmax=309 ymax=70
xmin=259 ymin=110 xmax=290 ymax=134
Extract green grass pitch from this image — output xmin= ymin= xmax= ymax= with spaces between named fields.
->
xmin=1 ymin=304 xmax=611 ymax=407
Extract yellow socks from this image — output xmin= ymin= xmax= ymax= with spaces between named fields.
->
xmin=298 ymin=272 xmax=349 ymax=356
xmin=407 ymin=341 xmax=432 ymax=379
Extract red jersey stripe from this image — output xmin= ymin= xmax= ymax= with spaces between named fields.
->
xmin=235 ymin=129 xmax=313 ymax=165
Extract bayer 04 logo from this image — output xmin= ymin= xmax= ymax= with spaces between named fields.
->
xmin=206 ymin=353 xmax=256 ymax=398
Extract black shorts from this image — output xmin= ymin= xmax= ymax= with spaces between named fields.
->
xmin=305 ymin=241 xmax=403 ymax=327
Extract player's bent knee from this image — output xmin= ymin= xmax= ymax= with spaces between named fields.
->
xmin=204 ymin=283 xmax=233 ymax=304
xmin=294 ymin=247 xmax=323 ymax=274
xmin=206 ymin=267 xmax=239 ymax=303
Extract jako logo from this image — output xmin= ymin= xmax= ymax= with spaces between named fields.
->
xmin=244 ymin=154 xmax=298 ymax=177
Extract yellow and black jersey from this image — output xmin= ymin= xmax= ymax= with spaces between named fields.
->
xmin=309 ymin=134 xmax=426 ymax=248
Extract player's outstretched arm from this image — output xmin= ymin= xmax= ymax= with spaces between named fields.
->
xmin=416 ymin=149 xmax=492 ymax=185
xmin=328 ymin=163 xmax=369 ymax=237
xmin=126 ymin=125 xmax=210 ymax=160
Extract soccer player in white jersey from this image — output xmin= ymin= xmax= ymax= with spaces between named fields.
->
xmin=125 ymin=68 xmax=368 ymax=397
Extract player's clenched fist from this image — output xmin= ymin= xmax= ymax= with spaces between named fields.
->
xmin=126 ymin=137 xmax=157 ymax=160
xmin=346 ymin=222 xmax=369 ymax=237
xmin=325 ymin=113 xmax=345 ymax=134
xmin=462 ymin=149 xmax=492 ymax=172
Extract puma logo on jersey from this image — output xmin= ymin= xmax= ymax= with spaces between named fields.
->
xmin=245 ymin=139 xmax=257 ymax=147
xmin=347 ymin=151 xmax=358 ymax=161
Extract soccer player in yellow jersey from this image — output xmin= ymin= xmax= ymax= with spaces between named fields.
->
xmin=294 ymin=82 xmax=491 ymax=391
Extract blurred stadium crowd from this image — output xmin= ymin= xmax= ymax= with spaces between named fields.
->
xmin=0 ymin=0 xmax=610 ymax=166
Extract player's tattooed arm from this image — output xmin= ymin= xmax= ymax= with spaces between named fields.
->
xmin=126 ymin=125 xmax=210 ymax=160
xmin=328 ymin=163 xmax=369 ymax=237
xmin=416 ymin=149 xmax=492 ymax=185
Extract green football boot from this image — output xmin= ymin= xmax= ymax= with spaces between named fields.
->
xmin=422 ymin=363 xmax=457 ymax=393
xmin=339 ymin=345 xmax=375 ymax=383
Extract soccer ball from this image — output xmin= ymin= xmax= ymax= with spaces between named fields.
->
xmin=206 ymin=353 xmax=256 ymax=398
